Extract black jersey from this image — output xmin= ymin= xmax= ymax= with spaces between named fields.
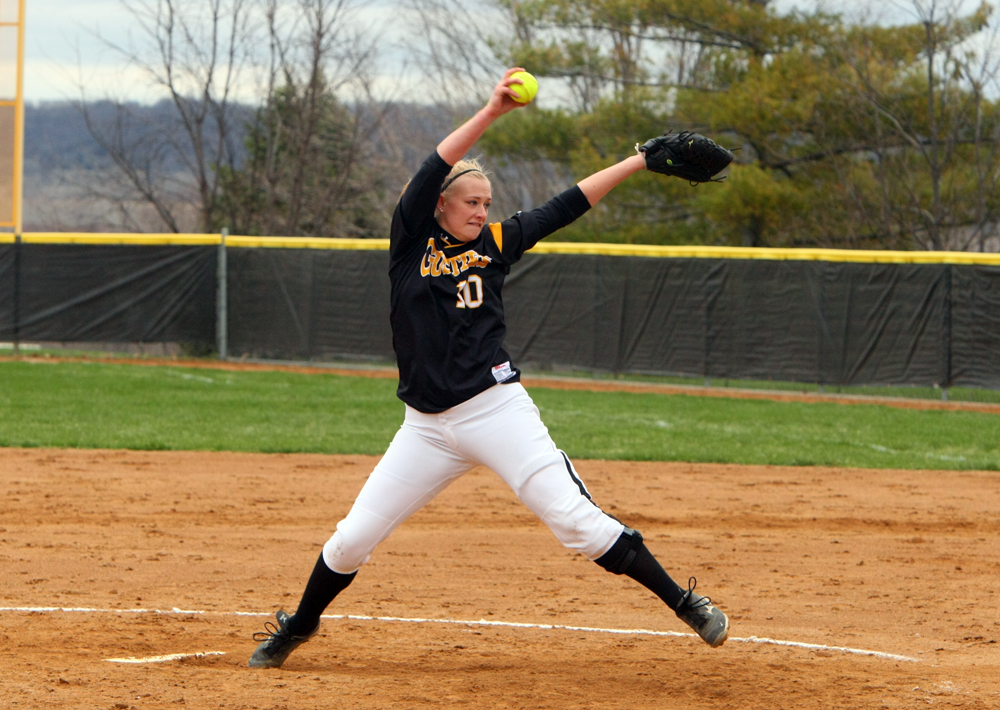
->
xmin=389 ymin=151 xmax=591 ymax=413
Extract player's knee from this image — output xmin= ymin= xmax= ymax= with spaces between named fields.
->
xmin=322 ymin=528 xmax=372 ymax=575
xmin=594 ymin=527 xmax=644 ymax=575
xmin=516 ymin=448 xmax=595 ymax=518
xmin=539 ymin=494 xmax=623 ymax=559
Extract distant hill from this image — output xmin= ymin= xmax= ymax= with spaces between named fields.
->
xmin=21 ymin=100 xmax=464 ymax=232
xmin=24 ymin=99 xmax=459 ymax=175
xmin=23 ymin=100 xmax=251 ymax=176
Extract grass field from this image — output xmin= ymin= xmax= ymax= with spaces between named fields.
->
xmin=571 ymin=369 xmax=1000 ymax=403
xmin=6 ymin=343 xmax=1000 ymax=403
xmin=1 ymin=359 xmax=997 ymax=470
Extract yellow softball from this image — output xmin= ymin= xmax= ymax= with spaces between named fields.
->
xmin=509 ymin=71 xmax=538 ymax=104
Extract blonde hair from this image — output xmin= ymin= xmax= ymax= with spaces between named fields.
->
xmin=440 ymin=158 xmax=492 ymax=196
xmin=398 ymin=157 xmax=492 ymax=201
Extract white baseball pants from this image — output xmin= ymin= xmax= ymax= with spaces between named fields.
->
xmin=322 ymin=382 xmax=624 ymax=574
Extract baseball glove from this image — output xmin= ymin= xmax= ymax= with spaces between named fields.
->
xmin=636 ymin=131 xmax=733 ymax=184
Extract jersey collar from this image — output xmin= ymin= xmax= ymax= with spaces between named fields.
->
xmin=438 ymin=229 xmax=479 ymax=250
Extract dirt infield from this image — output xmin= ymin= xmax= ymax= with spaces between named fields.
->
xmin=2 ymin=448 xmax=998 ymax=709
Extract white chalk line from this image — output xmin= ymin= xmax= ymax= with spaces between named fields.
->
xmin=0 ymin=605 xmax=918 ymax=663
xmin=106 ymin=651 xmax=226 ymax=664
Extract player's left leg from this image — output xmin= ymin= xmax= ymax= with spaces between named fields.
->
xmin=453 ymin=382 xmax=728 ymax=647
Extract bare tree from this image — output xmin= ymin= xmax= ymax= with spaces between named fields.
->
xmin=80 ymin=0 xmax=251 ymax=233
xmin=844 ymin=0 xmax=995 ymax=249
xmin=220 ymin=0 xmax=391 ymax=237
xmin=956 ymin=14 xmax=1000 ymax=251
xmin=78 ymin=0 xmax=396 ymax=237
xmin=399 ymin=0 xmax=509 ymax=106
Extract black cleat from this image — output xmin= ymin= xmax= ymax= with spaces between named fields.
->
xmin=248 ymin=610 xmax=320 ymax=668
xmin=675 ymin=577 xmax=729 ymax=648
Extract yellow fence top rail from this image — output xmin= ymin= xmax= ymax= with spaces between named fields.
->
xmin=21 ymin=233 xmax=220 ymax=246
xmin=225 ymin=235 xmax=391 ymax=250
xmin=10 ymin=232 xmax=1000 ymax=265
xmin=532 ymin=242 xmax=1000 ymax=265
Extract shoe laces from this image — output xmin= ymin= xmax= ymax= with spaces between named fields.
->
xmin=253 ymin=619 xmax=287 ymax=643
xmin=682 ymin=577 xmax=714 ymax=611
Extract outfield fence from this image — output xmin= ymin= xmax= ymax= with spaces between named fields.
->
xmin=2 ymin=232 xmax=1000 ymax=390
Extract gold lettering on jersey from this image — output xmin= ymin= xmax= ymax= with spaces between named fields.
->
xmin=420 ymin=239 xmax=492 ymax=278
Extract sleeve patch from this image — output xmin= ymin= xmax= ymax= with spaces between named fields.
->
xmin=489 ymin=222 xmax=503 ymax=255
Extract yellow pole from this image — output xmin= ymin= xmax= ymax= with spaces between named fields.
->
xmin=13 ymin=0 xmax=26 ymax=235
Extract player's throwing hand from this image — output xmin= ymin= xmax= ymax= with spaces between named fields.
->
xmin=484 ymin=66 xmax=533 ymax=118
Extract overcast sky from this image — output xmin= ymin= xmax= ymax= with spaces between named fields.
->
xmin=2 ymin=0 xmax=967 ymax=105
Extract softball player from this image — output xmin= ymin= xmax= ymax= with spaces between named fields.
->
xmin=249 ymin=68 xmax=729 ymax=668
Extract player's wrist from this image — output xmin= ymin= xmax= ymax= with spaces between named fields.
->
xmin=479 ymin=104 xmax=503 ymax=122
xmin=628 ymin=153 xmax=647 ymax=171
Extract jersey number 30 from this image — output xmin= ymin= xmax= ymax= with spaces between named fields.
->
xmin=456 ymin=275 xmax=484 ymax=309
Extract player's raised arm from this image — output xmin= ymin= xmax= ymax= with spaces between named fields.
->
xmin=576 ymin=154 xmax=648 ymax=207
xmin=577 ymin=130 xmax=735 ymax=206
xmin=436 ymin=68 xmax=529 ymax=166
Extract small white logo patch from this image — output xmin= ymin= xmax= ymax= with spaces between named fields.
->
xmin=492 ymin=361 xmax=515 ymax=383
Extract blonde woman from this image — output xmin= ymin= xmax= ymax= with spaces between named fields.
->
xmin=250 ymin=68 xmax=729 ymax=668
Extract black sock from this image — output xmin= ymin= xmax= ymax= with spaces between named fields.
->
xmin=595 ymin=531 xmax=686 ymax=610
xmin=285 ymin=553 xmax=357 ymax=636
xmin=625 ymin=545 xmax=686 ymax=610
